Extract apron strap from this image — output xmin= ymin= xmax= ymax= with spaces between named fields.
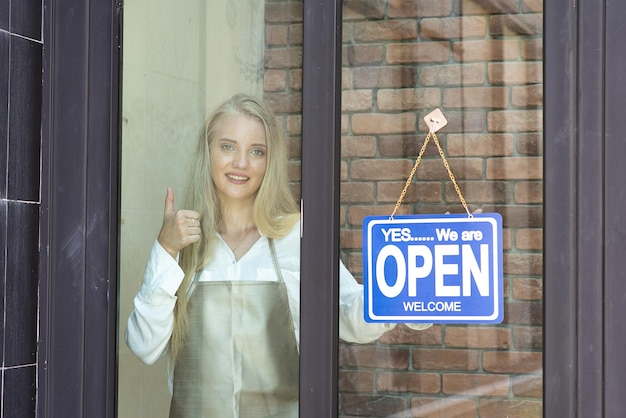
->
xmin=268 ymin=238 xmax=285 ymax=283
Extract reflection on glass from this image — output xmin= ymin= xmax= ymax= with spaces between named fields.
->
xmin=339 ymin=1 xmax=543 ymax=417
xmin=118 ymin=1 xmax=301 ymax=417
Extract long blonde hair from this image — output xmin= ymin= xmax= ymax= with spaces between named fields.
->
xmin=170 ymin=94 xmax=299 ymax=361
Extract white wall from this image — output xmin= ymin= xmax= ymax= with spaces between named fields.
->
xmin=118 ymin=1 xmax=264 ymax=416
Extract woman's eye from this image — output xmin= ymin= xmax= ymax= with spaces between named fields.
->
xmin=221 ymin=144 xmax=235 ymax=152
xmin=250 ymin=148 xmax=265 ymax=156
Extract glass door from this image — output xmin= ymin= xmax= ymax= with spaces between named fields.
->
xmin=117 ymin=1 xmax=303 ymax=416
xmin=338 ymin=1 xmax=543 ymax=416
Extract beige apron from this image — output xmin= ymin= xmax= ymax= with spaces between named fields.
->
xmin=169 ymin=239 xmax=299 ymax=418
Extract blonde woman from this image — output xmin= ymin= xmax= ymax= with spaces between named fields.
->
xmin=125 ymin=94 xmax=430 ymax=417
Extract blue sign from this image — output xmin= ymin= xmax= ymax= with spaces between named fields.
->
xmin=363 ymin=213 xmax=503 ymax=324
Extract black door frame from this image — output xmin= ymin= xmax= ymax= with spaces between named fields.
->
xmin=39 ymin=0 xmax=623 ymax=416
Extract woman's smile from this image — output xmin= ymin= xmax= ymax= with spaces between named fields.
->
xmin=209 ymin=114 xmax=267 ymax=204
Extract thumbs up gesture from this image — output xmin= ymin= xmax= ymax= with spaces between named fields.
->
xmin=157 ymin=187 xmax=202 ymax=259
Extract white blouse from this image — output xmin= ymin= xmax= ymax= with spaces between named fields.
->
xmin=125 ymin=221 xmax=430 ymax=365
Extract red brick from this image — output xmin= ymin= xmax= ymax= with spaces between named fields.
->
xmin=444 ymin=326 xmax=511 ymax=349
xmin=513 ymin=326 xmax=543 ymax=349
xmin=445 ymin=181 xmax=510 ymax=204
xmin=347 ymin=205 xmax=412 ymax=226
xmin=265 ymin=47 xmax=302 ymax=69
xmin=458 ymin=0 xmax=518 ymax=15
xmin=378 ymin=324 xmax=444 ymax=345
xmin=341 ymin=135 xmax=377 ymax=157
xmin=515 ymin=228 xmax=542 ymax=250
xmin=265 ymin=24 xmax=288 ymax=46
xmin=342 ymin=89 xmax=374 ymax=112
xmin=502 ymin=227 xmax=513 ymax=251
xmin=411 ymin=397 xmax=477 ymax=418
xmin=345 ymin=345 xmax=410 ymax=369
xmin=288 ymin=69 xmax=302 ymax=90
xmin=517 ymin=133 xmax=543 ymax=155
xmin=345 ymin=44 xmax=384 ymax=66
xmin=453 ymin=40 xmax=519 ymax=62
xmin=514 ymin=181 xmax=542 ymax=204
xmin=388 ymin=0 xmax=453 ymax=18
xmin=521 ymin=38 xmax=543 ymax=60
xmin=413 ymin=348 xmax=479 ymax=370
xmin=387 ymin=42 xmax=451 ymax=64
xmin=447 ymin=133 xmax=514 ymax=157
xmin=263 ymin=69 xmax=287 ymax=92
xmin=482 ymin=351 xmax=542 ymax=374
xmin=354 ymin=19 xmax=418 ymax=42
xmin=377 ymin=88 xmax=441 ymax=111
xmin=414 ymin=158 xmax=484 ymax=181
xmin=286 ymin=136 xmax=301 ymax=158
xmin=523 ymin=0 xmax=543 ymax=12
xmin=488 ymin=62 xmax=543 ymax=84
xmin=490 ymin=14 xmax=543 ymax=36
xmin=342 ymin=67 xmax=351 ymax=89
xmin=347 ymin=252 xmax=363 ymax=276
xmin=485 ymin=205 xmax=542 ymax=228
xmin=350 ymin=159 xmax=414 ymax=180
xmin=512 ymin=374 xmax=543 ymax=397
xmin=512 ymin=84 xmax=543 ymax=107
xmin=352 ymin=113 xmax=418 ymax=135
xmin=340 ymin=182 xmax=375 ymax=203
xmin=377 ymin=181 xmax=442 ymax=203
xmin=265 ymin=2 xmax=303 ymax=23
xmin=288 ymin=23 xmax=303 ymax=45
xmin=486 ymin=157 xmax=542 ymax=180
xmin=443 ymin=87 xmax=509 ymax=109
xmin=379 ymin=134 xmax=441 ymax=158
xmin=286 ymin=114 xmax=301 ymax=136
xmin=419 ymin=63 xmax=485 ymax=86
xmin=443 ymin=373 xmax=510 ymax=396
xmin=339 ymin=370 xmax=374 ymax=392
xmin=264 ymin=92 xmax=302 ymax=113
xmin=342 ymin=0 xmax=385 ymax=21
xmin=343 ymin=394 xmax=407 ymax=417
xmin=479 ymin=399 xmax=542 ymax=418
xmin=421 ymin=16 xmax=487 ymax=40
xmin=287 ymin=161 xmax=301 ymax=182
xmin=340 ymin=228 xmax=362 ymax=249
xmin=376 ymin=371 xmax=441 ymax=393
xmin=352 ymin=66 xmax=417 ymax=88
xmin=487 ymin=110 xmax=542 ymax=132
xmin=511 ymin=277 xmax=542 ymax=300
xmin=504 ymin=301 xmax=543 ymax=326
xmin=504 ymin=253 xmax=542 ymax=276
xmin=341 ymin=114 xmax=350 ymax=134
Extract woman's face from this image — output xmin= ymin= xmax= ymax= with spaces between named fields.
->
xmin=209 ymin=113 xmax=268 ymax=206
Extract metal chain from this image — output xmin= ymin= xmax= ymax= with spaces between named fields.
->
xmin=431 ymin=132 xmax=472 ymax=217
xmin=390 ymin=130 xmax=471 ymax=219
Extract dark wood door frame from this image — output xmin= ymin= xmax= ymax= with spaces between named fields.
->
xmin=544 ymin=0 xmax=626 ymax=416
xmin=39 ymin=0 xmax=626 ymax=416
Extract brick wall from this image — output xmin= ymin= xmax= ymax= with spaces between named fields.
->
xmin=266 ymin=0 xmax=543 ymax=416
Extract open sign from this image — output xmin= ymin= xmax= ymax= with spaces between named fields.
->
xmin=362 ymin=214 xmax=503 ymax=323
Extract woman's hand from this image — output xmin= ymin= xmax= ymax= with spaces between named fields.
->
xmin=157 ymin=187 xmax=201 ymax=259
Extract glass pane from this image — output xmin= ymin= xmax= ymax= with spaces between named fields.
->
xmin=117 ymin=1 xmax=303 ymax=416
xmin=339 ymin=1 xmax=543 ymax=417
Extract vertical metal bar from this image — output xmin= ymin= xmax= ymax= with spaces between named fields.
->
xmin=543 ymin=0 xmax=578 ymax=416
xmin=576 ymin=0 xmax=605 ymax=416
xmin=39 ymin=0 xmax=121 ymax=416
xmin=300 ymin=1 xmax=342 ymax=417
xmin=603 ymin=1 xmax=626 ymax=416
